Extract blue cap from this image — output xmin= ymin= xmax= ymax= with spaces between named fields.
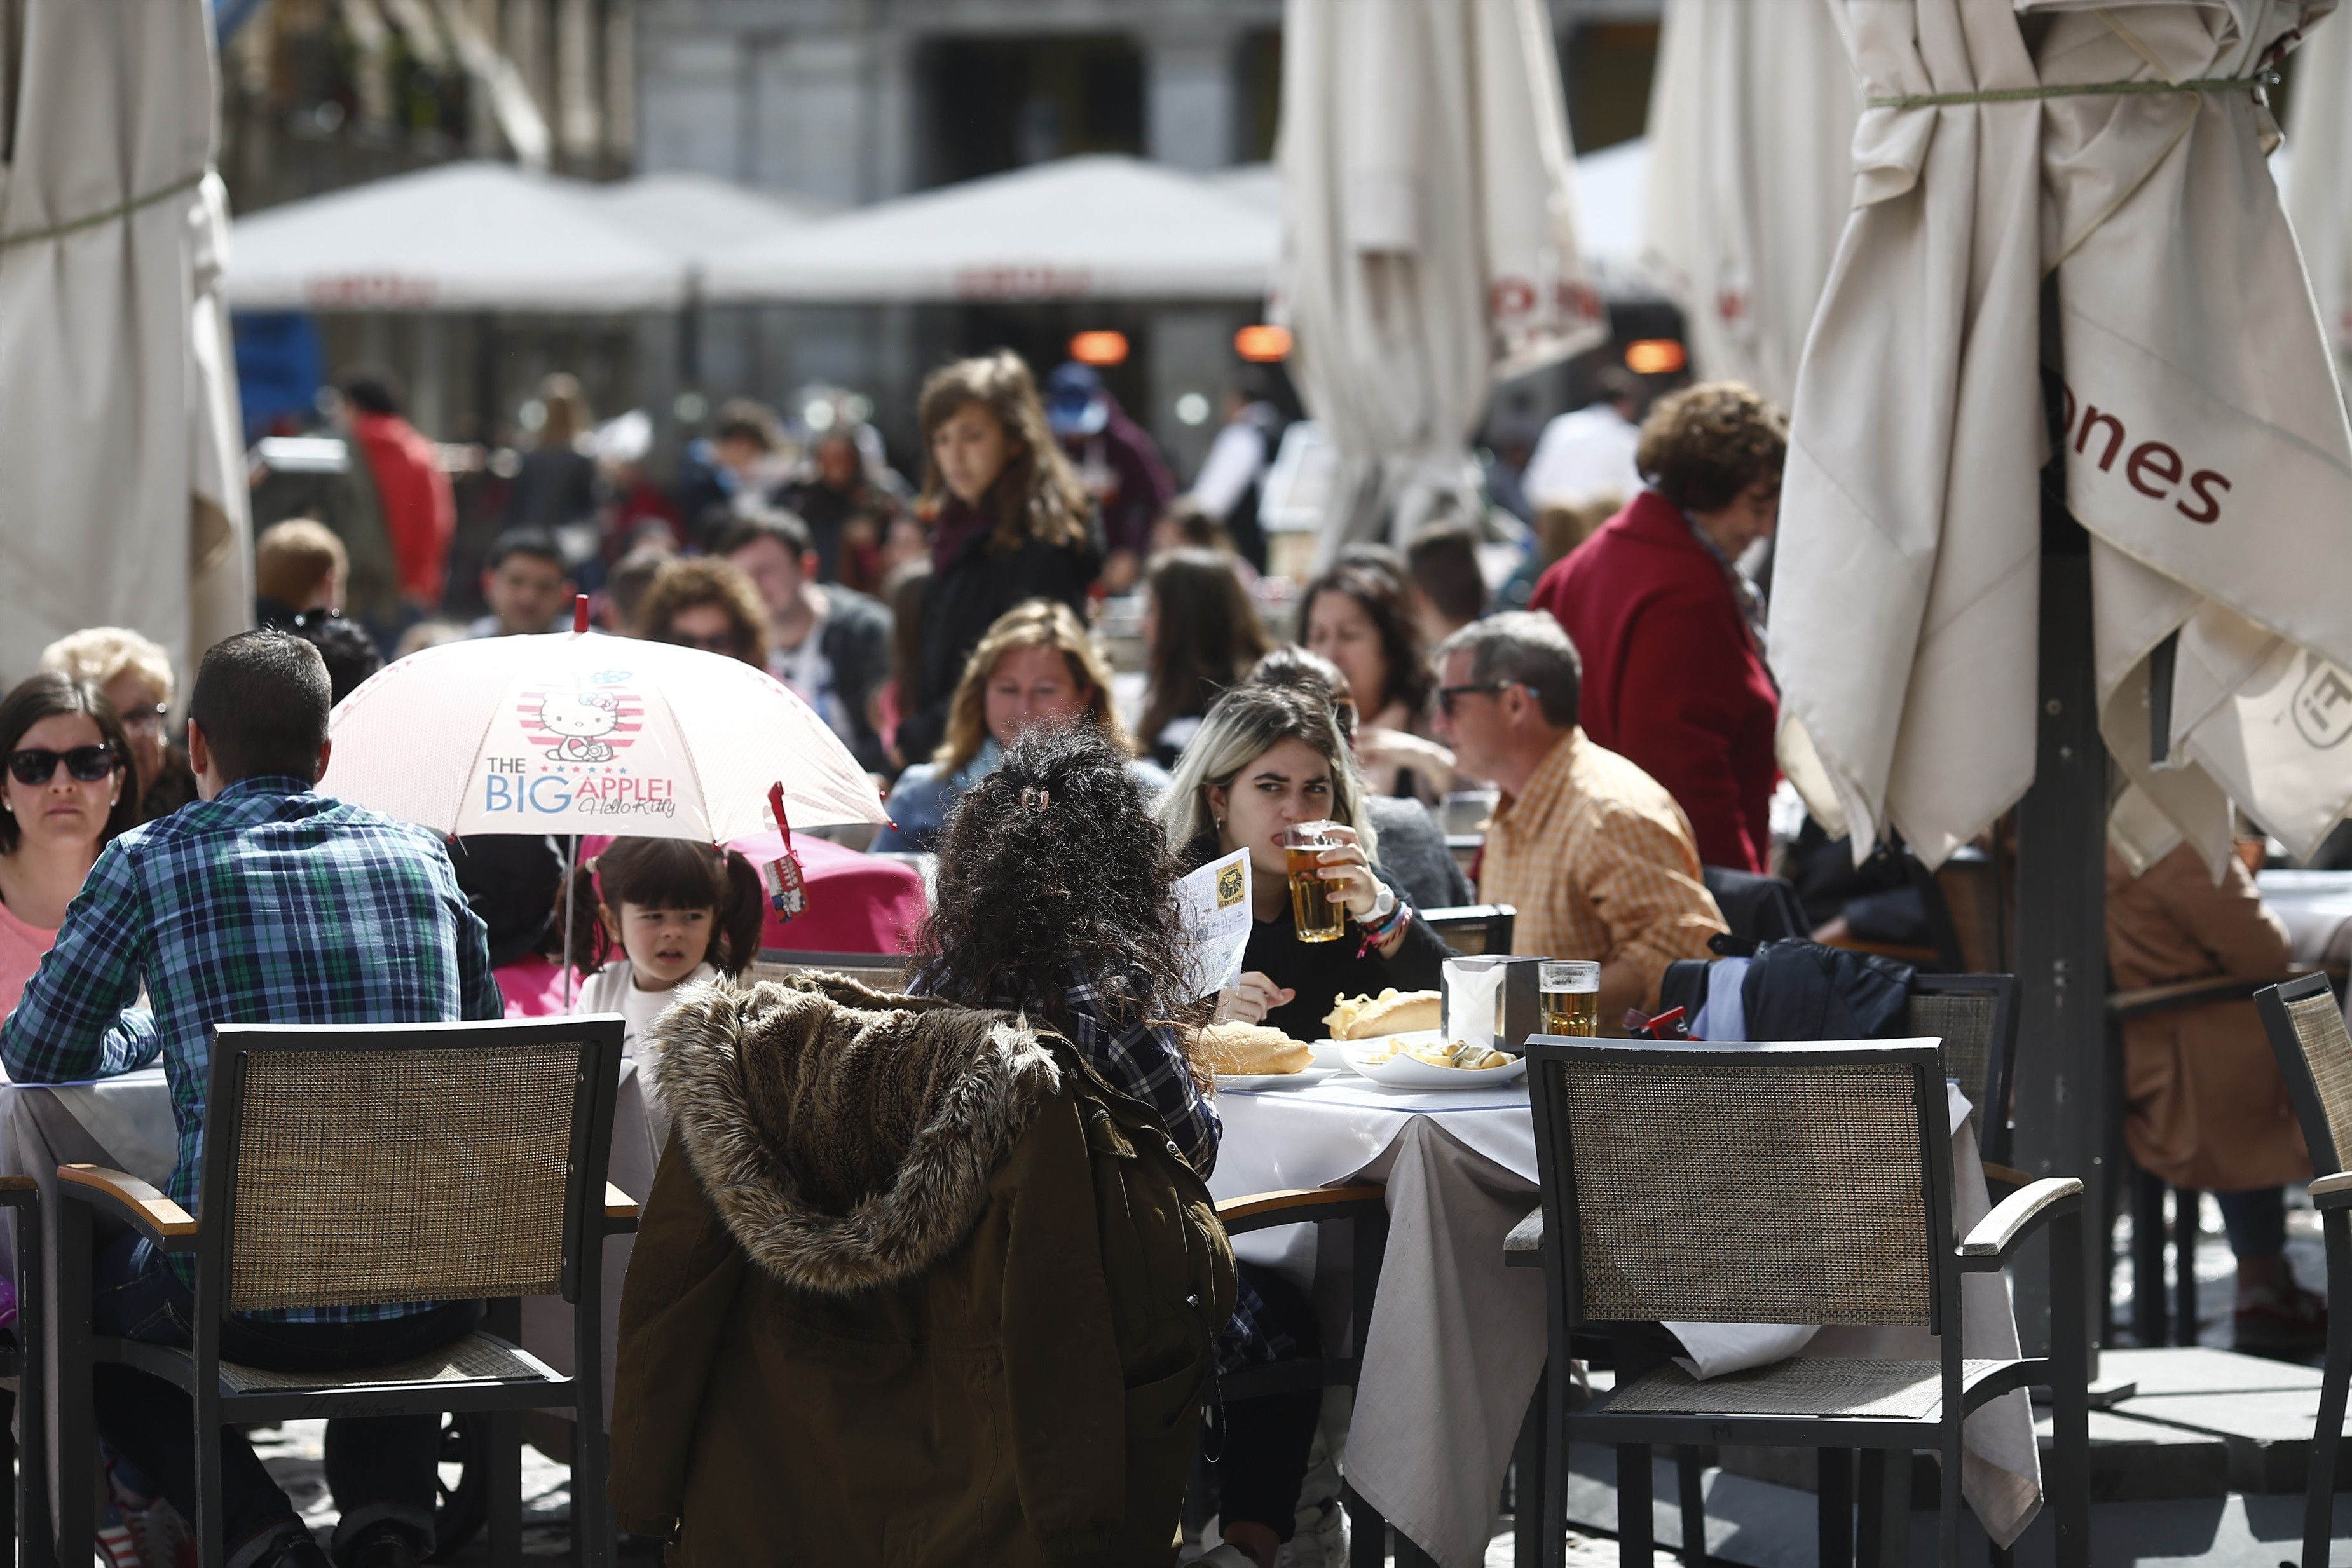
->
xmin=1045 ymin=362 xmax=1109 ymax=438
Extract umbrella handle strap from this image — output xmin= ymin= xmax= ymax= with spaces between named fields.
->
xmin=1868 ymin=72 xmax=2272 ymax=111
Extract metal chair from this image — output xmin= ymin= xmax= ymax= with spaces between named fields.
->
xmin=2253 ymin=972 xmax=2352 ymax=1568
xmin=748 ymin=949 xmax=910 ymax=993
xmin=53 ymin=1016 xmax=634 ymax=1568
xmin=1420 ymin=905 xmax=1515 ymax=957
xmin=1519 ymin=1038 xmax=2088 ymax=1568
xmin=1197 ymin=1187 xmax=1391 ymax=1567
xmin=0 ymin=1177 xmax=46 ymax=1568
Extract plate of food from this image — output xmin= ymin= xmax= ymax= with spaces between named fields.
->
xmin=1194 ymin=1021 xmax=1334 ymax=1091
xmin=1315 ymin=988 xmax=1442 ymax=1069
xmin=1341 ymin=1034 xmax=1526 ymax=1089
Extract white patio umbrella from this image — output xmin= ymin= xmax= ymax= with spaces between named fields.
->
xmin=1774 ymin=0 xmax=2352 ymax=878
xmin=699 ymin=156 xmax=1277 ymax=303
xmin=588 ymin=172 xmax=818 ymax=266
xmin=2284 ymin=15 xmax=2352 ymax=377
xmin=225 ymin=161 xmax=688 ymax=312
xmin=1641 ymin=0 xmax=1858 ymax=404
xmin=0 ymin=0 xmax=251 ymax=683
xmin=1275 ymin=0 xmax=1608 ymax=556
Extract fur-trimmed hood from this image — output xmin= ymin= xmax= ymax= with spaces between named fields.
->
xmin=642 ymin=972 xmax=1062 ymax=1295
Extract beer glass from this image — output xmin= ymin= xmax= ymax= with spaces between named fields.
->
xmin=1283 ymin=821 xmax=1346 ymax=943
xmin=1540 ymin=960 xmax=1601 ymax=1037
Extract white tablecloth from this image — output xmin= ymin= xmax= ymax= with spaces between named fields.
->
xmin=2257 ymin=869 xmax=2352 ymax=966
xmin=1208 ymin=1074 xmax=2041 ymax=1567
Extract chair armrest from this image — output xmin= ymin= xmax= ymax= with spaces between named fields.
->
xmin=2309 ymin=1171 xmax=2352 ymax=1211
xmin=2108 ymin=973 xmax=2299 ymax=1019
xmin=58 ymin=1164 xmax=197 ymax=1251
xmin=1503 ymin=1205 xmax=1545 ymax=1269
xmin=1957 ymin=1176 xmax=2082 ymax=1271
xmin=1215 ymin=1185 xmax=1385 ymax=1235
xmin=0 ymin=1175 xmax=36 ymax=1203
xmin=603 ymin=1181 xmax=640 ymax=1233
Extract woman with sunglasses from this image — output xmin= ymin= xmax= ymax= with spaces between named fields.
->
xmin=634 ymin=557 xmax=769 ymax=668
xmin=0 ymin=674 xmax=136 ymax=1017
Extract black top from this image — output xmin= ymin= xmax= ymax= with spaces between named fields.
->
xmin=898 ymin=503 xmax=1101 ymax=763
xmin=1243 ymin=866 xmax=1453 ymax=1041
xmin=1362 ymin=795 xmax=1473 ymax=912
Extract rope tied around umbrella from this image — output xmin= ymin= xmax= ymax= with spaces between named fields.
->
xmin=1868 ymin=72 xmax=2276 ymax=110
xmin=0 ymin=168 xmax=207 ymax=251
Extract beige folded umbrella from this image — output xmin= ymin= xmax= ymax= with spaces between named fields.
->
xmin=0 ymin=0 xmax=251 ymax=683
xmin=1276 ymin=0 xmax=1606 ymax=556
xmin=2284 ymin=9 xmax=2352 ymax=376
xmin=1775 ymin=0 xmax=2352 ymax=872
xmin=1641 ymin=0 xmax=1859 ymax=404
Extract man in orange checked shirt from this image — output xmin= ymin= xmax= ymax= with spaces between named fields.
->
xmin=1432 ymin=611 xmax=1726 ymax=1025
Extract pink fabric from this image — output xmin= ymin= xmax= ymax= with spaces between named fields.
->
xmin=577 ymin=832 xmax=925 ymax=957
xmin=0 ymin=899 xmax=59 ymax=1021
xmin=496 ymin=953 xmax=582 ymax=1018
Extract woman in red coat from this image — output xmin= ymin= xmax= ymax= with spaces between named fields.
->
xmin=1529 ymin=383 xmax=1784 ymax=873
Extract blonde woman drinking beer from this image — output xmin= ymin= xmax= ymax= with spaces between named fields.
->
xmin=1156 ymin=683 xmax=1449 ymax=1042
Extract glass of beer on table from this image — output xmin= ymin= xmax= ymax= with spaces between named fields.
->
xmin=1283 ymin=821 xmax=1346 ymax=943
xmin=1540 ymin=960 xmax=1601 ymax=1036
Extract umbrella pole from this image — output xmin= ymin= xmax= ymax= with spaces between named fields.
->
xmin=564 ymin=833 xmax=577 ymax=1010
xmin=2007 ymin=286 xmax=2111 ymax=1371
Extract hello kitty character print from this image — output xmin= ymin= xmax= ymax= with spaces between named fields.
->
xmin=519 ymin=676 xmax=643 ymax=763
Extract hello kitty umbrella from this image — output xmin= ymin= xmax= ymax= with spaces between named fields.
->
xmin=322 ymin=599 xmax=889 ymax=842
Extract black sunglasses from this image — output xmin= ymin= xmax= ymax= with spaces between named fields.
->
xmin=662 ymin=629 xmax=743 ymax=655
xmin=1435 ymin=681 xmax=1537 ymax=718
xmin=9 ymin=745 xmax=120 ymax=786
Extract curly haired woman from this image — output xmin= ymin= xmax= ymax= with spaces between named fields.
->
xmin=1531 ymin=381 xmax=1786 ymax=873
xmin=913 ymin=724 xmax=1327 ymax=1568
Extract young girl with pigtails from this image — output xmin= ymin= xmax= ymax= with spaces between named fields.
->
xmin=561 ymin=836 xmax=767 ymax=1054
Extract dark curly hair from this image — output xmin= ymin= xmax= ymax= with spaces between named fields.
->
xmin=1635 ymin=381 xmax=1788 ymax=513
xmin=914 ymin=725 xmax=1205 ymax=1049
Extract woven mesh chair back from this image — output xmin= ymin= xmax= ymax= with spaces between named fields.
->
xmin=1425 ymin=910 xmax=1499 ymax=955
xmin=1558 ymin=1056 xmax=1934 ymax=1326
xmin=1907 ymin=991 xmax=1994 ymax=1126
xmin=225 ymin=1043 xmax=584 ymax=1312
xmin=747 ymin=958 xmax=907 ymax=993
xmin=2285 ymin=990 xmax=2352 ymax=1171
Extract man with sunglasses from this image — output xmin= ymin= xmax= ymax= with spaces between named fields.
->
xmin=1432 ymin=613 xmax=1725 ymax=1029
xmin=1 ymin=631 xmax=502 ymax=1568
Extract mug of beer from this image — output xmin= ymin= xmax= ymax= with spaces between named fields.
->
xmin=1540 ymin=960 xmax=1601 ymax=1037
xmin=1283 ymin=821 xmax=1346 ymax=943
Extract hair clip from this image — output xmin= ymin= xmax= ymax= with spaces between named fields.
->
xmin=1021 ymin=786 xmax=1051 ymax=813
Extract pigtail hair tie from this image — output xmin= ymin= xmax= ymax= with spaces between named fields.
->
xmin=1021 ymin=786 xmax=1051 ymax=813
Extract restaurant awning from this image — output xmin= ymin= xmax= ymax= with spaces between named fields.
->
xmin=226 ymin=161 xmax=688 ymax=312
xmin=697 ymin=155 xmax=1282 ymax=303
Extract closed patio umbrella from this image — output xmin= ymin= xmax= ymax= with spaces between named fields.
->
xmin=1774 ymin=0 xmax=2352 ymax=875
xmin=2284 ymin=13 xmax=2352 ymax=378
xmin=1641 ymin=0 xmax=1858 ymax=403
xmin=0 ymin=0 xmax=251 ymax=682
xmin=1276 ymin=0 xmax=1606 ymax=556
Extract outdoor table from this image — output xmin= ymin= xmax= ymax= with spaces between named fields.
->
xmin=2256 ymin=869 xmax=2352 ymax=968
xmin=0 ymin=1054 xmax=654 ymax=1517
xmin=1208 ymin=1071 xmax=2041 ymax=1568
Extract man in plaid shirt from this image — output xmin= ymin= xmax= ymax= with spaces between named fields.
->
xmin=3 ymin=631 xmax=501 ymax=1568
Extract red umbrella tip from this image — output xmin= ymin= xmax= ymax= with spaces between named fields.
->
xmin=573 ymin=594 xmax=591 ymax=634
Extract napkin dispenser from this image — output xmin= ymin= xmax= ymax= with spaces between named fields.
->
xmin=1441 ymin=955 xmax=1549 ymax=1054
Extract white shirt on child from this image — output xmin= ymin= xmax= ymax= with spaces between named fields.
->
xmin=576 ymin=958 xmax=720 ymax=1056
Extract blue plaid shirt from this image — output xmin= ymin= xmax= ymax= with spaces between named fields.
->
xmin=1 ymin=776 xmax=502 ymax=1319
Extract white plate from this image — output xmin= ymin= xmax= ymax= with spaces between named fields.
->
xmin=1311 ymin=1028 xmax=1445 ymax=1071
xmin=1215 ymin=1065 xmax=1339 ymax=1092
xmin=1341 ymin=1041 xmax=1527 ymax=1089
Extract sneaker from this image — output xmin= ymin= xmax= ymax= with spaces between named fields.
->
xmin=1194 ymin=1548 xmax=1258 ymax=1568
xmin=1275 ymin=1499 xmax=1349 ymax=1568
xmin=262 ymin=1535 xmax=333 ymax=1568
xmin=2236 ymin=1281 xmax=2327 ymax=1357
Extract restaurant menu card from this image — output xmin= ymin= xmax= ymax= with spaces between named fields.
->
xmin=1175 ymin=849 xmax=1254 ymax=1000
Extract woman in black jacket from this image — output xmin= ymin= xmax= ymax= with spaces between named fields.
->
xmin=895 ymin=351 xmax=1101 ymax=766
